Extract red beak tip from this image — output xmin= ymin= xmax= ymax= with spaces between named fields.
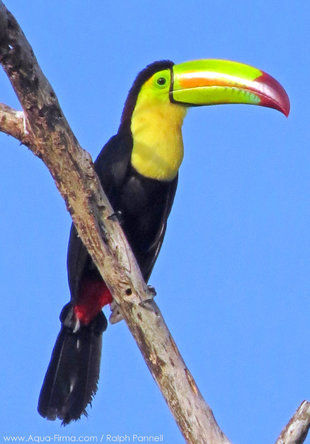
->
xmin=278 ymin=98 xmax=290 ymax=117
xmin=283 ymin=101 xmax=290 ymax=117
xmin=256 ymin=72 xmax=290 ymax=118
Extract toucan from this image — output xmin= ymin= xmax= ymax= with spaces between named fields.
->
xmin=38 ymin=59 xmax=289 ymax=424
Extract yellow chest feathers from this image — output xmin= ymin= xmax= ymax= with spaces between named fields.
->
xmin=130 ymin=102 xmax=187 ymax=181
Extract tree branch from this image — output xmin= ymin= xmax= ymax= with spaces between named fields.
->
xmin=0 ymin=103 xmax=30 ymax=143
xmin=0 ymin=2 xmax=231 ymax=442
xmin=276 ymin=401 xmax=310 ymax=444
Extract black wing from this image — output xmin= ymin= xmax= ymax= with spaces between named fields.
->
xmin=67 ymin=128 xmax=178 ymax=297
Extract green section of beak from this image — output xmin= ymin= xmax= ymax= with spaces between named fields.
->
xmin=171 ymin=59 xmax=290 ymax=116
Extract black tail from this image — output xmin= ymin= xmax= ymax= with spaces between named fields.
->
xmin=38 ymin=303 xmax=108 ymax=425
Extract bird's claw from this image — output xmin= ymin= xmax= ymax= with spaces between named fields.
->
xmin=138 ymin=285 xmax=156 ymax=309
xmin=107 ymin=210 xmax=123 ymax=224
xmin=147 ymin=285 xmax=157 ymax=297
xmin=109 ymin=285 xmax=156 ymax=323
xmin=109 ymin=301 xmax=123 ymax=324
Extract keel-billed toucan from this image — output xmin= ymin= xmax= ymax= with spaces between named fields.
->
xmin=38 ymin=59 xmax=289 ymax=424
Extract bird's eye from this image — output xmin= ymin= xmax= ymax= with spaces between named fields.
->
xmin=157 ymin=77 xmax=167 ymax=86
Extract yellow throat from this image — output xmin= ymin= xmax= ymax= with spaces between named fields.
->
xmin=130 ymin=100 xmax=187 ymax=181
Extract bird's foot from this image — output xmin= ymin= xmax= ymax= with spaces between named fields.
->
xmin=138 ymin=285 xmax=157 ymax=309
xmin=109 ymin=301 xmax=123 ymax=324
xmin=107 ymin=210 xmax=123 ymax=224
xmin=147 ymin=285 xmax=157 ymax=298
xmin=109 ymin=285 xmax=156 ymax=323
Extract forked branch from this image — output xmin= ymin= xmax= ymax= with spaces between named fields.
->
xmin=1 ymin=3 xmax=309 ymax=444
xmin=0 ymin=103 xmax=30 ymax=142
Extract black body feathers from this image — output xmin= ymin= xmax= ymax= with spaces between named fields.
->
xmin=38 ymin=61 xmax=178 ymax=424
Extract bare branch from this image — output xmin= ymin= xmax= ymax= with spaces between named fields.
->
xmin=276 ymin=401 xmax=310 ymax=444
xmin=0 ymin=2 xmax=230 ymax=442
xmin=0 ymin=1 xmax=146 ymax=305
xmin=0 ymin=103 xmax=30 ymax=143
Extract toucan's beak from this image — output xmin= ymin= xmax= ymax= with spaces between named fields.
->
xmin=171 ymin=59 xmax=290 ymax=117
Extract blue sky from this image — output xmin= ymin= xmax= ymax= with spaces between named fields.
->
xmin=0 ymin=1 xmax=309 ymax=443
